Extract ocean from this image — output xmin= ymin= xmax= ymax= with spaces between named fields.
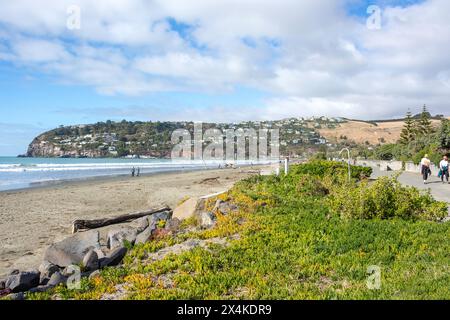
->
xmin=0 ymin=157 xmax=236 ymax=192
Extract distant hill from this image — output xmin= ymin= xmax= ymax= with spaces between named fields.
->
xmin=25 ymin=116 xmax=449 ymax=158
xmin=25 ymin=118 xmax=332 ymax=158
xmin=318 ymin=118 xmax=444 ymax=145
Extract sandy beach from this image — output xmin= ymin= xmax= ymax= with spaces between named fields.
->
xmin=0 ymin=167 xmax=262 ymax=278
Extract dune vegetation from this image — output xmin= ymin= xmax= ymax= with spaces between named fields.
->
xmin=28 ymin=161 xmax=449 ymax=300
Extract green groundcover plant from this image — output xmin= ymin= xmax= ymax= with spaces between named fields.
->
xmin=26 ymin=161 xmax=449 ymax=300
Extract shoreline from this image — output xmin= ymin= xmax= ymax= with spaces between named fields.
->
xmin=0 ymin=166 xmax=222 ymax=194
xmin=0 ymin=165 xmax=268 ymax=278
xmin=0 ymin=158 xmax=277 ymax=193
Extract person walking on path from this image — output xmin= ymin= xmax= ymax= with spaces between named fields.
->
xmin=420 ymin=154 xmax=431 ymax=184
xmin=439 ymin=155 xmax=449 ymax=184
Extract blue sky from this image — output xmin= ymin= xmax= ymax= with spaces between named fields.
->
xmin=0 ymin=0 xmax=448 ymax=155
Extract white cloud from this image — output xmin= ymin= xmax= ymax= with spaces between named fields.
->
xmin=0 ymin=0 xmax=449 ymax=119
xmin=12 ymin=38 xmax=69 ymax=62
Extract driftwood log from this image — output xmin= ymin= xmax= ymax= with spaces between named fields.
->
xmin=72 ymin=206 xmax=172 ymax=233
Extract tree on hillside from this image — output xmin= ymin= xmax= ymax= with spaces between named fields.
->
xmin=438 ymin=118 xmax=450 ymax=149
xmin=416 ymin=105 xmax=433 ymax=135
xmin=399 ymin=110 xmax=415 ymax=145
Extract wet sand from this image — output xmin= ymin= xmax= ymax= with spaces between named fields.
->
xmin=0 ymin=167 xmax=262 ymax=278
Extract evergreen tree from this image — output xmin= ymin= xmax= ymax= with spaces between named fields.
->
xmin=399 ymin=110 xmax=415 ymax=145
xmin=438 ymin=118 xmax=450 ymax=149
xmin=417 ymin=104 xmax=433 ymax=135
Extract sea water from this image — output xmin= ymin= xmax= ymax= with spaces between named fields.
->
xmin=0 ymin=157 xmax=228 ymax=192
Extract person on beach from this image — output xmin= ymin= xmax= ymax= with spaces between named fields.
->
xmin=420 ymin=154 xmax=431 ymax=184
xmin=439 ymin=155 xmax=449 ymax=184
xmin=131 ymin=167 xmax=135 ymax=177
xmin=136 ymin=167 xmax=140 ymax=177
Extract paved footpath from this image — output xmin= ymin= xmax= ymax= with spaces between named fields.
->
xmin=370 ymin=166 xmax=450 ymax=219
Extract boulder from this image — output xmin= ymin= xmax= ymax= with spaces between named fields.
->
xmin=6 ymin=292 xmax=25 ymax=300
xmin=135 ymin=224 xmax=156 ymax=244
xmin=129 ymin=216 xmax=149 ymax=233
xmin=107 ymin=227 xmax=137 ymax=249
xmin=149 ymin=211 xmax=172 ymax=224
xmin=9 ymin=269 xmax=20 ymax=276
xmin=61 ymin=265 xmax=81 ymax=277
xmin=47 ymin=271 xmax=67 ymax=287
xmin=0 ymin=288 xmax=12 ymax=297
xmin=165 ymin=218 xmax=181 ymax=233
xmin=29 ymin=285 xmax=53 ymax=293
xmin=94 ymin=248 xmax=106 ymax=259
xmin=44 ymin=230 xmax=101 ymax=267
xmin=213 ymin=200 xmax=238 ymax=215
xmin=5 ymin=270 xmax=40 ymax=293
xmin=82 ymin=249 xmax=99 ymax=271
xmin=198 ymin=212 xmax=217 ymax=229
xmin=38 ymin=261 xmax=60 ymax=284
xmin=172 ymin=197 xmax=202 ymax=220
xmin=0 ymin=280 xmax=5 ymax=290
xmin=39 ymin=277 xmax=50 ymax=286
xmin=99 ymin=246 xmax=127 ymax=268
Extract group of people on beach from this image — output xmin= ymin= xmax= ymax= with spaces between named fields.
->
xmin=131 ymin=167 xmax=140 ymax=177
xmin=420 ymin=154 xmax=449 ymax=184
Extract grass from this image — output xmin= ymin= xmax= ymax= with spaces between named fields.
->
xmin=27 ymin=163 xmax=450 ymax=300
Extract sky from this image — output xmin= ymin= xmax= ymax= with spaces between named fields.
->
xmin=0 ymin=0 xmax=449 ymax=155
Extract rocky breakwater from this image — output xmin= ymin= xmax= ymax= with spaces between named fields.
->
xmin=0 ymin=193 xmax=238 ymax=300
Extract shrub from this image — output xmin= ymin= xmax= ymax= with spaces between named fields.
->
xmin=328 ymin=175 xmax=448 ymax=221
xmin=296 ymin=174 xmax=329 ymax=197
xmin=290 ymin=160 xmax=372 ymax=181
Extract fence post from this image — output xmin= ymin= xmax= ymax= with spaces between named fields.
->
xmin=284 ymin=157 xmax=289 ymax=176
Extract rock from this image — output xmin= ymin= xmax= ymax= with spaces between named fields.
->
xmin=88 ymin=270 xmax=101 ymax=280
xmin=213 ymin=200 xmax=238 ymax=215
xmin=38 ymin=261 xmax=60 ymax=282
xmin=129 ymin=216 xmax=149 ymax=233
xmin=61 ymin=265 xmax=81 ymax=277
xmin=149 ymin=211 xmax=172 ymax=224
xmin=94 ymin=248 xmax=106 ymax=259
xmin=0 ymin=280 xmax=5 ymax=290
xmin=212 ymin=199 xmax=224 ymax=211
xmin=165 ymin=218 xmax=181 ymax=232
xmin=29 ymin=285 xmax=53 ymax=293
xmin=47 ymin=271 xmax=67 ymax=287
xmin=100 ymin=246 xmax=127 ymax=268
xmin=5 ymin=270 xmax=40 ymax=293
xmin=135 ymin=224 xmax=156 ymax=244
xmin=172 ymin=197 xmax=202 ymax=220
xmin=6 ymin=292 xmax=25 ymax=300
xmin=198 ymin=211 xmax=217 ymax=229
xmin=107 ymin=227 xmax=137 ymax=249
xmin=40 ymin=277 xmax=50 ymax=286
xmin=8 ymin=269 xmax=20 ymax=276
xmin=146 ymin=239 xmax=201 ymax=262
xmin=0 ymin=288 xmax=12 ymax=297
xmin=82 ymin=249 xmax=99 ymax=271
xmin=44 ymin=230 xmax=101 ymax=267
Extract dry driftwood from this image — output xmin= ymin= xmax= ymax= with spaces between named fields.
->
xmin=72 ymin=206 xmax=172 ymax=233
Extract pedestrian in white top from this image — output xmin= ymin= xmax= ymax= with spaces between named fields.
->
xmin=420 ymin=154 xmax=431 ymax=184
xmin=439 ymin=155 xmax=449 ymax=184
